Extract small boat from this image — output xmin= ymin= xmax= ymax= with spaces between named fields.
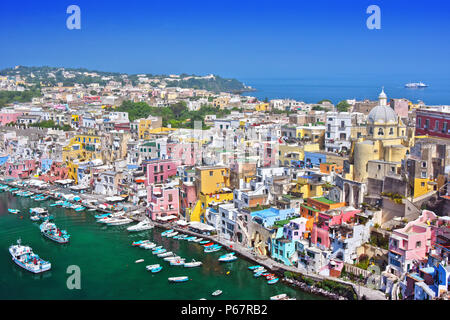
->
xmin=30 ymin=215 xmax=40 ymax=221
xmin=248 ymin=265 xmax=262 ymax=270
xmin=151 ymin=266 xmax=162 ymax=273
xmin=9 ymin=239 xmax=51 ymax=273
xmin=40 ymin=220 xmax=70 ymax=244
xmin=152 ymin=245 xmax=163 ymax=251
xmin=8 ymin=209 xmax=20 ymax=214
xmin=165 ymin=231 xmax=178 ymax=238
xmin=212 ymin=290 xmax=222 ymax=296
xmin=204 ymin=245 xmax=222 ymax=253
xmin=135 ymin=259 xmax=145 ymax=263
xmin=127 ymin=219 xmax=153 ymax=232
xmin=267 ymin=278 xmax=279 ymax=284
xmin=199 ymin=240 xmax=210 ymax=244
xmin=203 ymin=242 xmax=215 ymax=247
xmin=95 ymin=213 xmax=111 ymax=219
xmin=168 ymin=276 xmax=189 ymax=283
xmin=170 ymin=259 xmax=185 ymax=266
xmin=74 ymin=205 xmax=86 ymax=212
xmin=164 ymin=256 xmax=183 ymax=262
xmin=132 ymin=240 xmax=150 ymax=247
xmin=141 ymin=243 xmax=156 ymax=250
xmin=146 ymin=264 xmax=161 ymax=271
xmin=185 ymin=236 xmax=196 ymax=241
xmin=253 ymin=267 xmax=265 ymax=273
xmin=218 ymin=252 xmax=237 ymax=262
xmin=184 ymin=260 xmax=203 ymax=268
xmin=153 ymin=249 xmax=166 ymax=255
xmin=193 ymin=238 xmax=204 ymax=243
xmin=157 ymin=251 xmax=172 ymax=257
xmin=177 ymin=234 xmax=188 ymax=240
xmin=161 ymin=229 xmax=174 ymax=236
xmin=270 ymin=294 xmax=288 ymax=300
xmin=254 ymin=271 xmax=265 ymax=277
xmin=105 ymin=218 xmax=133 ymax=226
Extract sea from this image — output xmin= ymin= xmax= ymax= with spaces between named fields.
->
xmin=238 ymin=75 xmax=450 ymax=105
xmin=0 ymin=192 xmax=324 ymax=300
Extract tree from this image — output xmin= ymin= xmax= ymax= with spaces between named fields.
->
xmin=90 ymin=90 xmax=97 ymax=95
xmin=336 ymin=100 xmax=350 ymax=112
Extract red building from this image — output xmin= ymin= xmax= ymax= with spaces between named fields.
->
xmin=415 ymin=108 xmax=450 ymax=139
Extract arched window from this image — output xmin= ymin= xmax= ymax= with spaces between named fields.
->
xmin=378 ymin=128 xmax=384 ymax=135
xmin=389 ymin=128 xmax=394 ymax=135
xmin=369 ymin=127 xmax=373 ymax=135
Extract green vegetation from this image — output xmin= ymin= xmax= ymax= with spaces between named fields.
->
xmin=355 ymin=254 xmax=370 ymax=270
xmin=336 ymin=100 xmax=351 ymax=112
xmin=312 ymin=105 xmax=325 ymax=111
xmin=29 ymin=120 xmax=72 ymax=131
xmin=317 ymin=99 xmax=332 ymax=104
xmin=117 ymin=100 xmax=232 ymax=128
xmin=165 ymin=75 xmax=250 ymax=93
xmin=368 ymin=231 xmax=389 ymax=250
xmin=0 ymin=90 xmax=41 ymax=108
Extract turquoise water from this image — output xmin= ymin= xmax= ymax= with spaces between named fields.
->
xmin=0 ymin=192 xmax=323 ymax=300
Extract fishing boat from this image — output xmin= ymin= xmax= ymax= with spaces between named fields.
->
xmin=157 ymin=251 xmax=172 ymax=257
xmin=135 ymin=259 xmax=145 ymax=263
xmin=40 ymin=220 xmax=70 ymax=244
xmin=165 ymin=231 xmax=178 ymax=238
xmin=267 ymin=278 xmax=279 ymax=284
xmin=170 ymin=259 xmax=185 ymax=266
xmin=204 ymin=245 xmax=222 ymax=253
xmin=212 ymin=290 xmax=222 ymax=296
xmin=168 ymin=276 xmax=189 ymax=283
xmin=9 ymin=239 xmax=51 ymax=273
xmin=248 ymin=265 xmax=262 ymax=270
xmin=8 ymin=209 xmax=20 ymax=214
xmin=161 ymin=229 xmax=174 ymax=236
xmin=146 ymin=264 xmax=161 ymax=271
xmin=199 ymin=240 xmax=210 ymax=244
xmin=218 ymin=252 xmax=237 ymax=262
xmin=132 ymin=240 xmax=150 ymax=247
xmin=127 ymin=219 xmax=153 ymax=232
xmin=184 ymin=260 xmax=202 ymax=268
xmin=270 ymin=293 xmax=288 ymax=300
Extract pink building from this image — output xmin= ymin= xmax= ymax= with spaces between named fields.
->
xmin=311 ymin=207 xmax=361 ymax=249
xmin=39 ymin=162 xmax=69 ymax=183
xmin=388 ymin=210 xmax=438 ymax=276
xmin=145 ymin=159 xmax=180 ymax=186
xmin=5 ymin=160 xmax=38 ymax=178
xmin=167 ymin=142 xmax=199 ymax=166
xmin=146 ymin=184 xmax=180 ymax=220
xmin=0 ymin=111 xmax=21 ymax=125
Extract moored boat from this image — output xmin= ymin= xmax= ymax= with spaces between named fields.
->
xmin=248 ymin=265 xmax=262 ymax=270
xmin=218 ymin=252 xmax=237 ymax=262
xmin=132 ymin=240 xmax=150 ymax=246
xmin=40 ymin=220 xmax=70 ymax=244
xmin=9 ymin=239 xmax=51 ymax=273
xmin=127 ymin=219 xmax=153 ymax=232
xmin=8 ymin=208 xmax=20 ymax=214
xmin=267 ymin=278 xmax=279 ymax=284
xmin=161 ymin=229 xmax=174 ymax=236
xmin=170 ymin=259 xmax=185 ymax=266
xmin=184 ymin=260 xmax=202 ymax=268
xmin=146 ymin=264 xmax=161 ymax=271
xmin=212 ymin=290 xmax=222 ymax=296
xmin=270 ymin=293 xmax=288 ymax=300
xmin=168 ymin=276 xmax=189 ymax=283
xmin=135 ymin=259 xmax=144 ymax=263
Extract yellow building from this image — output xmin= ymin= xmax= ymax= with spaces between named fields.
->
xmin=290 ymin=177 xmax=324 ymax=199
xmin=255 ymin=103 xmax=269 ymax=112
xmin=278 ymin=143 xmax=320 ymax=166
xmin=62 ymin=134 xmax=102 ymax=178
xmin=353 ymin=89 xmax=409 ymax=182
xmin=413 ymin=178 xmax=435 ymax=199
xmin=138 ymin=117 xmax=163 ymax=139
xmin=213 ymin=97 xmax=231 ymax=109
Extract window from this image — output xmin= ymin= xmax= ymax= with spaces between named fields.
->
xmin=421 ymin=182 xmax=425 ymax=187
xmin=435 ymin=120 xmax=439 ymax=131
xmin=378 ymin=128 xmax=384 ymax=135
xmin=421 ymin=171 xmax=427 ymax=178
xmin=389 ymin=127 xmax=394 ymax=135
xmin=416 ymin=241 xmax=421 ymax=248
xmin=209 ymin=171 xmax=213 ymax=176
xmin=443 ymin=122 xmax=448 ymax=133
xmin=168 ymin=194 xmax=173 ymax=202
xmin=425 ymin=119 xmax=430 ymax=129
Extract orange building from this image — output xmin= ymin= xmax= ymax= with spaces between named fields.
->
xmin=319 ymin=163 xmax=343 ymax=174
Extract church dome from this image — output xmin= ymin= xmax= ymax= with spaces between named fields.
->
xmin=368 ymin=105 xmax=398 ymax=124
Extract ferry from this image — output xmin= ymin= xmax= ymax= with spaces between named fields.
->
xmin=127 ymin=219 xmax=153 ymax=232
xmin=40 ymin=220 xmax=70 ymax=244
xmin=405 ymin=82 xmax=428 ymax=88
xmin=168 ymin=276 xmax=189 ymax=283
xmin=9 ymin=239 xmax=51 ymax=273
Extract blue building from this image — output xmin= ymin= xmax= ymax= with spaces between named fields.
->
xmin=270 ymin=228 xmax=297 ymax=266
xmin=251 ymin=208 xmax=297 ymax=228
xmin=303 ymin=151 xmax=326 ymax=167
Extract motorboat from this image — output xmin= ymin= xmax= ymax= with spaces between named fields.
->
xmin=165 ymin=231 xmax=178 ymax=238
xmin=184 ymin=260 xmax=202 ymax=268
xmin=151 ymin=266 xmax=162 ymax=273
xmin=105 ymin=217 xmax=133 ymax=226
xmin=267 ymin=278 xmax=279 ymax=284
xmin=218 ymin=252 xmax=237 ymax=262
xmin=164 ymin=256 xmax=183 ymax=262
xmin=212 ymin=290 xmax=222 ymax=296
xmin=193 ymin=238 xmax=204 ymax=243
xmin=9 ymin=239 xmax=51 ymax=273
xmin=161 ymin=229 xmax=174 ymax=236
xmin=152 ymin=245 xmax=163 ymax=251
xmin=40 ymin=220 xmax=70 ymax=244
xmin=204 ymin=245 xmax=222 ymax=253
xmin=8 ymin=209 xmax=20 ymax=214
xmin=168 ymin=276 xmax=189 ymax=283
xmin=170 ymin=259 xmax=185 ymax=266
xmin=132 ymin=240 xmax=150 ymax=247
xmin=141 ymin=243 xmax=156 ymax=250
xmin=127 ymin=219 xmax=153 ymax=232
xmin=157 ymin=251 xmax=173 ymax=258
xmin=199 ymin=240 xmax=210 ymax=244
xmin=248 ymin=265 xmax=262 ymax=270
xmin=185 ymin=236 xmax=196 ymax=241
xmin=146 ymin=264 xmax=161 ymax=271
xmin=135 ymin=259 xmax=145 ymax=263
xmin=153 ymin=249 xmax=167 ymax=255
xmin=270 ymin=294 xmax=288 ymax=300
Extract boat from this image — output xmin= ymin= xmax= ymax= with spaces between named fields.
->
xmin=199 ymin=240 xmax=210 ymax=244
xmin=252 ymin=267 xmax=265 ymax=273
xmin=8 ymin=209 xmax=20 ymax=214
xmin=164 ymin=256 xmax=183 ymax=262
xmin=9 ymin=239 xmax=51 ymax=273
xmin=165 ymin=231 xmax=178 ymax=238
xmin=405 ymin=82 xmax=428 ymax=88
xmin=135 ymin=259 xmax=144 ymax=263
xmin=132 ymin=240 xmax=150 ymax=246
xmin=204 ymin=245 xmax=222 ymax=253
xmin=170 ymin=259 xmax=185 ymax=266
xmin=218 ymin=252 xmax=237 ymax=262
xmin=212 ymin=290 xmax=222 ymax=296
xmin=161 ymin=229 xmax=174 ymax=236
xmin=151 ymin=266 xmax=162 ymax=273
xmin=168 ymin=276 xmax=189 ymax=283
xmin=157 ymin=251 xmax=172 ymax=257
xmin=146 ymin=264 xmax=161 ymax=271
xmin=141 ymin=243 xmax=156 ymax=250
xmin=73 ymin=205 xmax=86 ymax=212
xmin=30 ymin=215 xmax=40 ymax=221
xmin=203 ymin=242 xmax=215 ymax=247
xmin=127 ymin=219 xmax=153 ymax=232
xmin=153 ymin=249 xmax=166 ymax=255
xmin=193 ymin=238 xmax=204 ymax=243
xmin=267 ymin=278 xmax=279 ymax=284
xmin=248 ymin=265 xmax=262 ymax=270
xmin=152 ymin=245 xmax=163 ymax=251
xmin=184 ymin=260 xmax=202 ymax=268
xmin=40 ymin=220 xmax=70 ymax=244
xmin=105 ymin=217 xmax=133 ymax=226
xmin=254 ymin=271 xmax=265 ymax=277
xmin=185 ymin=236 xmax=196 ymax=241
xmin=270 ymin=294 xmax=288 ymax=300
xmin=95 ymin=213 xmax=112 ymax=219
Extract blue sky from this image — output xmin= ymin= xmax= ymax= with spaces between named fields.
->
xmin=0 ymin=0 xmax=449 ymax=78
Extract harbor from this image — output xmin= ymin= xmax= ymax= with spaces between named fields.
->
xmin=0 ymin=190 xmax=326 ymax=300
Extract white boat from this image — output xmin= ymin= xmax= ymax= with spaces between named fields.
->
xmin=141 ymin=243 xmax=156 ymax=250
xmin=184 ymin=260 xmax=203 ymax=268
xmin=218 ymin=252 xmax=237 ymax=262
xmin=127 ymin=219 xmax=154 ymax=232
xmin=9 ymin=239 xmax=51 ymax=273
xmin=405 ymin=82 xmax=428 ymax=88
xmin=164 ymin=256 xmax=184 ymax=262
xmin=212 ymin=290 xmax=222 ymax=296
xmin=164 ymin=231 xmax=178 ymax=238
xmin=270 ymin=293 xmax=288 ymax=300
xmin=168 ymin=276 xmax=189 ymax=283
xmin=187 ymin=237 xmax=198 ymax=242
xmin=146 ymin=264 xmax=161 ymax=271
xmin=170 ymin=259 xmax=185 ymax=266
xmin=157 ymin=251 xmax=173 ymax=258
xmin=135 ymin=259 xmax=144 ymax=263
xmin=105 ymin=218 xmax=133 ymax=226
xmin=193 ymin=238 xmax=204 ymax=243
